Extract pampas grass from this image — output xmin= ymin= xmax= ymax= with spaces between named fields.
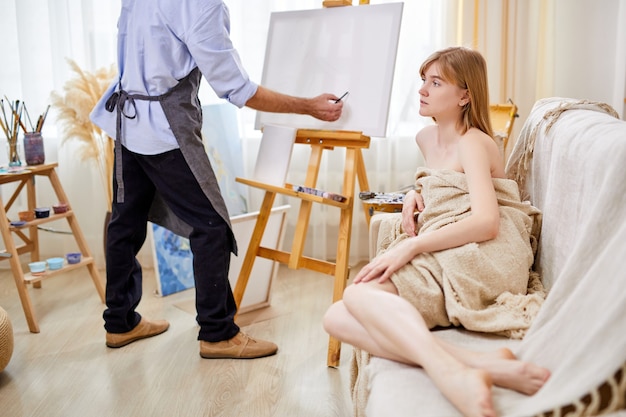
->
xmin=50 ymin=59 xmax=117 ymax=209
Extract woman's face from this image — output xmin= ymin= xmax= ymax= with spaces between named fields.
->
xmin=418 ymin=62 xmax=467 ymax=119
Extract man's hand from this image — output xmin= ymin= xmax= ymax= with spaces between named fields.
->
xmin=307 ymin=94 xmax=343 ymax=121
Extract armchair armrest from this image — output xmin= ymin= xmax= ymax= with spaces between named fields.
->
xmin=368 ymin=212 xmax=402 ymax=260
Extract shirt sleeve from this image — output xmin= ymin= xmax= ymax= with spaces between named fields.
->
xmin=90 ymin=79 xmax=118 ymax=137
xmin=184 ymin=3 xmax=258 ymax=108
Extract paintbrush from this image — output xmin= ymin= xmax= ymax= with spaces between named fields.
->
xmin=0 ymin=100 xmax=11 ymax=138
xmin=2 ymin=97 xmax=18 ymax=141
xmin=11 ymin=100 xmax=28 ymax=134
xmin=37 ymin=104 xmax=50 ymax=133
xmin=11 ymin=103 xmax=18 ymax=140
xmin=0 ymin=114 xmax=9 ymax=139
xmin=22 ymin=102 xmax=35 ymax=132
xmin=2 ymin=97 xmax=13 ymax=126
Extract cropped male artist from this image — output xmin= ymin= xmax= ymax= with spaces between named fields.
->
xmin=90 ymin=0 xmax=343 ymax=359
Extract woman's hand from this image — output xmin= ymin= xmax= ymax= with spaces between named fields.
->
xmin=354 ymin=238 xmax=418 ymax=284
xmin=402 ymin=190 xmax=424 ymax=237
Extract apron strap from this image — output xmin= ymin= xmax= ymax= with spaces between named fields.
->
xmin=105 ymin=88 xmax=160 ymax=203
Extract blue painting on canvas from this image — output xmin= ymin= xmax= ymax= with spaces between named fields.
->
xmin=152 ymin=224 xmax=194 ymax=296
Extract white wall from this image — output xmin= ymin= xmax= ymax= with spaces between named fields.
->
xmin=553 ymin=0 xmax=626 ymax=118
xmin=458 ymin=0 xmax=626 ymax=154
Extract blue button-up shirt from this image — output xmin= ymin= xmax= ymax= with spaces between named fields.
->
xmin=90 ymin=0 xmax=258 ymax=155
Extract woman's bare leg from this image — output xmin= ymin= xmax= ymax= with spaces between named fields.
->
xmin=336 ymin=281 xmax=497 ymax=417
xmin=325 ymin=299 xmax=549 ymax=395
xmin=324 ymin=300 xmax=408 ymax=362
xmin=324 ymin=280 xmax=550 ymax=413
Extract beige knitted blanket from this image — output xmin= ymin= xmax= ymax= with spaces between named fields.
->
xmin=350 ymin=168 xmax=546 ymax=416
xmin=381 ymin=168 xmax=544 ymax=335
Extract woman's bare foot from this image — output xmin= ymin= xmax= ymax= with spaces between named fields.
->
xmin=436 ymin=367 xmax=497 ymax=417
xmin=489 ymin=359 xmax=550 ymax=395
xmin=462 ymin=348 xmax=551 ymax=395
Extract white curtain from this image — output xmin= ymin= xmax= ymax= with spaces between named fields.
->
xmin=0 ymin=0 xmax=444 ymax=267
xmin=447 ymin=0 xmax=626 ymax=156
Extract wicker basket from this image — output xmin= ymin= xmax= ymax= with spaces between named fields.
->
xmin=0 ymin=306 xmax=14 ymax=372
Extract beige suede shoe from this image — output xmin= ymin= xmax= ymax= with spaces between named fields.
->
xmin=106 ymin=317 xmax=170 ymax=348
xmin=200 ymin=332 xmax=278 ymax=359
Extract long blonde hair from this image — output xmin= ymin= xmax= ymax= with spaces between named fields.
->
xmin=419 ymin=46 xmax=493 ymax=138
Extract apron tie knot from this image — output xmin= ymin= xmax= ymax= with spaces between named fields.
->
xmin=105 ymin=88 xmax=148 ymax=204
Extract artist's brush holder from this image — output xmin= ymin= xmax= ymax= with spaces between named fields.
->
xmin=7 ymin=141 xmax=21 ymax=167
xmin=23 ymin=132 xmax=45 ymax=166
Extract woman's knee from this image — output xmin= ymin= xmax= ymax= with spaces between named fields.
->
xmin=342 ymin=282 xmax=376 ymax=307
xmin=342 ymin=282 xmax=360 ymax=299
xmin=322 ymin=301 xmax=345 ymax=336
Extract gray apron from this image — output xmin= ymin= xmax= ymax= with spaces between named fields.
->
xmin=106 ymin=67 xmax=236 ymax=254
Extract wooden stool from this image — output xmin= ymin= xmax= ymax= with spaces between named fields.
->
xmin=0 ymin=163 xmax=104 ymax=333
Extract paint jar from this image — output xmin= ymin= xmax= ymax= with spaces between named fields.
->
xmin=23 ymin=132 xmax=45 ymax=165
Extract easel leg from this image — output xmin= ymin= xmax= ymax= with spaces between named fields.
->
xmin=356 ymin=149 xmax=374 ymax=226
xmin=326 ymin=148 xmax=360 ymax=367
xmin=327 ymin=204 xmax=353 ymax=367
xmin=289 ymin=145 xmax=324 ymax=269
xmin=288 ymin=200 xmax=313 ymax=269
xmin=233 ymin=191 xmax=277 ymax=310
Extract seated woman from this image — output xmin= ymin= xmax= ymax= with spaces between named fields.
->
xmin=323 ymin=46 xmax=551 ymax=417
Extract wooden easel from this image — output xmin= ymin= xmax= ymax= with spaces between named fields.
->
xmin=234 ymin=129 xmax=371 ymax=367
xmin=322 ymin=0 xmax=369 ymax=6
xmin=235 ymin=0 xmax=380 ymax=368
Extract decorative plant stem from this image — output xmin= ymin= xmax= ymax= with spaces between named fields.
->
xmin=51 ymin=59 xmax=117 ymax=210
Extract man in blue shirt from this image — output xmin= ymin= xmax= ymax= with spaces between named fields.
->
xmin=91 ymin=0 xmax=343 ymax=359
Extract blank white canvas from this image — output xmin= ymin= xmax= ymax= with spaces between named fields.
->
xmin=253 ymin=124 xmax=298 ymax=186
xmin=255 ymin=3 xmax=404 ymax=138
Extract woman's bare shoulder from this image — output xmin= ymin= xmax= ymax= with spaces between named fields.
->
xmin=415 ymin=125 xmax=437 ymax=145
xmin=459 ymin=128 xmax=505 ymax=176
xmin=458 ymin=128 xmax=499 ymax=152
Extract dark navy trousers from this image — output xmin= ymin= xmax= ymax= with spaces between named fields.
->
xmin=103 ymin=145 xmax=240 ymax=342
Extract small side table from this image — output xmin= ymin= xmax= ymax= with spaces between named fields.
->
xmin=360 ymin=192 xmax=405 ymax=226
xmin=0 ymin=163 xmax=105 ymax=333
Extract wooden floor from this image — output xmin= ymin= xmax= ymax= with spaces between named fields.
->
xmin=0 ymin=263 xmax=357 ymax=417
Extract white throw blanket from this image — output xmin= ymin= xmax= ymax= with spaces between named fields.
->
xmin=498 ymin=98 xmax=626 ymax=415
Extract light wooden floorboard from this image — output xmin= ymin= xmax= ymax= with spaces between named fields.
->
xmin=0 ymin=262 xmax=358 ymax=417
